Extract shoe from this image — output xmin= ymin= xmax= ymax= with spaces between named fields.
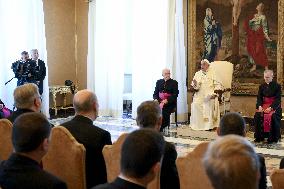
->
xmin=267 ymin=138 xmax=278 ymax=144
xmin=254 ymin=138 xmax=264 ymax=143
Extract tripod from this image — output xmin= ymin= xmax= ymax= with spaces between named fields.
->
xmin=5 ymin=77 xmax=15 ymax=85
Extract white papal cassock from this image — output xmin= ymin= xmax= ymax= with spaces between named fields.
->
xmin=190 ymin=67 xmax=221 ymax=130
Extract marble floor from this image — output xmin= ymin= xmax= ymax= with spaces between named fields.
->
xmin=51 ymin=116 xmax=284 ymax=188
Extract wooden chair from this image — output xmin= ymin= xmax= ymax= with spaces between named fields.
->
xmin=270 ymin=169 xmax=284 ymax=189
xmin=42 ymin=126 xmax=86 ymax=189
xmin=0 ymin=119 xmax=13 ymax=160
xmin=176 ymin=142 xmax=213 ymax=189
xmin=103 ymin=133 xmax=160 ymax=189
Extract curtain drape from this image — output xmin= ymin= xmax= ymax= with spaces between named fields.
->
xmin=88 ymin=0 xmax=125 ymax=117
xmin=173 ymin=0 xmax=188 ymax=121
xmin=0 ymin=0 xmax=49 ymax=117
xmin=131 ymin=0 xmax=169 ymax=118
xmin=88 ymin=0 xmax=187 ymax=120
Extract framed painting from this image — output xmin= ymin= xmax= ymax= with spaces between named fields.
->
xmin=187 ymin=0 xmax=284 ymax=95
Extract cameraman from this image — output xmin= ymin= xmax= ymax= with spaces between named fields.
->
xmin=11 ymin=51 xmax=37 ymax=86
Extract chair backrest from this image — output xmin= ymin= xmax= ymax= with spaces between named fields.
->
xmin=42 ymin=126 xmax=86 ymax=189
xmin=103 ymin=133 xmax=160 ymax=189
xmin=210 ymin=61 xmax=233 ymax=100
xmin=103 ymin=133 xmax=128 ymax=182
xmin=0 ymin=119 xmax=13 ymax=160
xmin=270 ymin=169 xmax=284 ymax=189
xmin=176 ymin=142 xmax=213 ymax=189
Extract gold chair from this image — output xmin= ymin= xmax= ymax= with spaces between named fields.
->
xmin=176 ymin=142 xmax=213 ymax=189
xmin=102 ymin=133 xmax=160 ymax=189
xmin=0 ymin=119 xmax=13 ymax=160
xmin=102 ymin=133 xmax=128 ymax=182
xmin=270 ymin=169 xmax=284 ymax=189
xmin=42 ymin=126 xmax=86 ymax=189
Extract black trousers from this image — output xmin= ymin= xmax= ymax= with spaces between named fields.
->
xmin=254 ymin=112 xmax=281 ymax=141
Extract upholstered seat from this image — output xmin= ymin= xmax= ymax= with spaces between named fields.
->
xmin=270 ymin=169 xmax=284 ymax=189
xmin=176 ymin=142 xmax=213 ymax=189
xmin=43 ymin=126 xmax=86 ymax=189
xmin=0 ymin=119 xmax=13 ymax=160
xmin=103 ymin=133 xmax=160 ymax=189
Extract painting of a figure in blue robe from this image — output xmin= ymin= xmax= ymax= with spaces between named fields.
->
xmin=202 ymin=8 xmax=222 ymax=62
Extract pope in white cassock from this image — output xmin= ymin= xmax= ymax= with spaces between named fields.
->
xmin=190 ymin=59 xmax=222 ymax=130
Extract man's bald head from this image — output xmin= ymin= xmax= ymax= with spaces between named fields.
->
xmin=162 ymin=68 xmax=171 ymax=81
xmin=73 ymin=90 xmax=98 ymax=116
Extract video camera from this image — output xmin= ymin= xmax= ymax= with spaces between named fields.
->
xmin=11 ymin=59 xmax=36 ymax=86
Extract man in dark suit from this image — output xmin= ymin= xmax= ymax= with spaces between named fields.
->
xmin=30 ymin=49 xmax=46 ymax=95
xmin=93 ymin=129 xmax=165 ymax=189
xmin=8 ymin=83 xmax=42 ymax=123
xmin=61 ymin=89 xmax=112 ymax=189
xmin=153 ymin=68 xmax=179 ymax=131
xmin=0 ymin=112 xmax=67 ymax=189
xmin=217 ymin=112 xmax=267 ymax=189
xmin=135 ymin=100 xmax=180 ymax=189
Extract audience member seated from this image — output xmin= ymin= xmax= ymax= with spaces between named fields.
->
xmin=136 ymin=100 xmax=180 ymax=189
xmin=203 ymin=135 xmax=260 ymax=189
xmin=279 ymin=158 xmax=284 ymax=169
xmin=217 ymin=112 xmax=267 ymax=189
xmin=61 ymin=89 xmax=112 ymax=188
xmin=0 ymin=112 xmax=67 ymax=189
xmin=93 ymin=129 xmax=165 ymax=189
xmin=7 ymin=83 xmax=41 ymax=123
xmin=0 ymin=99 xmax=11 ymax=119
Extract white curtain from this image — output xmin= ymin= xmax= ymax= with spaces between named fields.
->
xmin=0 ymin=0 xmax=49 ymax=117
xmin=88 ymin=0 xmax=125 ymax=117
xmin=172 ymin=0 xmax=188 ymax=121
xmin=131 ymin=0 xmax=169 ymax=117
xmin=88 ymin=0 xmax=187 ymax=119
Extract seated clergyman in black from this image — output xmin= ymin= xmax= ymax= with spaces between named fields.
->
xmin=254 ymin=70 xmax=282 ymax=143
xmin=153 ymin=68 xmax=178 ymax=131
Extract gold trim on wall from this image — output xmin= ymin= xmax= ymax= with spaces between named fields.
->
xmin=187 ymin=0 xmax=284 ymax=95
xmin=187 ymin=0 xmax=196 ymax=88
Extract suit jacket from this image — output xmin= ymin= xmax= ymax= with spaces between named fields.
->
xmin=0 ymin=153 xmax=67 ymax=189
xmin=7 ymin=109 xmax=34 ymax=123
xmin=93 ymin=177 xmax=146 ymax=189
xmin=153 ymin=78 xmax=179 ymax=111
xmin=61 ymin=115 xmax=112 ymax=189
xmin=160 ymin=142 xmax=180 ymax=189
xmin=258 ymin=154 xmax=267 ymax=189
xmin=279 ymin=158 xmax=284 ymax=169
xmin=34 ymin=59 xmax=46 ymax=95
